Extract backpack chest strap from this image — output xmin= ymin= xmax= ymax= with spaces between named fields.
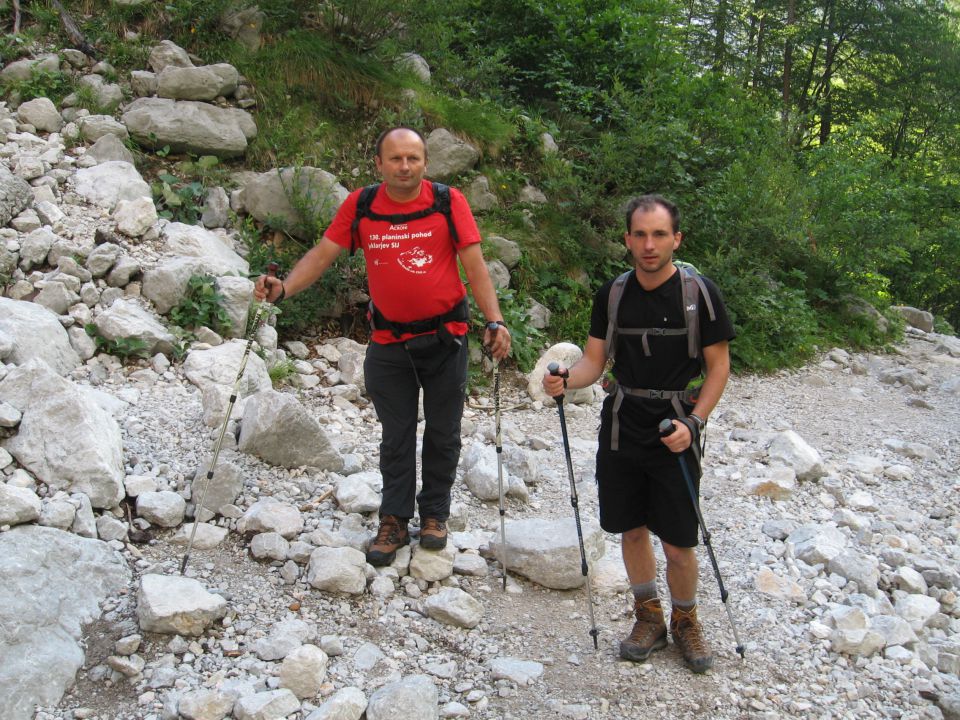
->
xmin=615 ymin=327 xmax=689 ymax=357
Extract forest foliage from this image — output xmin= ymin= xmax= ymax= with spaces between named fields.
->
xmin=3 ymin=0 xmax=959 ymax=372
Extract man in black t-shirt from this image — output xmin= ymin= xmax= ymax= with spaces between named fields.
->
xmin=542 ymin=195 xmax=735 ymax=672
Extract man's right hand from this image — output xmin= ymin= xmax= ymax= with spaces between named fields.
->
xmin=541 ymin=366 xmax=567 ymax=397
xmin=254 ymin=275 xmax=285 ymax=303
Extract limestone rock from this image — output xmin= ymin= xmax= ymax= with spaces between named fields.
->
xmin=0 ymin=526 xmax=130 ymax=720
xmin=238 ymin=390 xmax=344 ymax=472
xmin=527 ymin=343 xmax=595 ymax=405
xmin=490 ymin=517 xmax=604 ymax=589
xmin=136 ymin=574 xmax=227 ymax=636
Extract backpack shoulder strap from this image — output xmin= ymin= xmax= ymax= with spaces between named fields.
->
xmin=677 ymin=263 xmax=716 ymax=362
xmin=431 ymin=182 xmax=459 ymax=245
xmin=604 ymin=271 xmax=634 ymax=361
xmin=350 ymin=183 xmax=381 ymax=256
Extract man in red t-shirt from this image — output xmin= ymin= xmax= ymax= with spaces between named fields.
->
xmin=255 ymin=127 xmax=510 ymax=565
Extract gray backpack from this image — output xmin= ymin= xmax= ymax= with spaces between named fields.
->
xmin=602 ymin=262 xmax=716 ymax=452
xmin=604 ymin=262 xmax=716 ymax=367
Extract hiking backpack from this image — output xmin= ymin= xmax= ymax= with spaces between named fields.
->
xmin=601 ymin=262 xmax=717 ymax=453
xmin=349 ymin=181 xmax=459 ymax=255
xmin=603 ymin=262 xmax=716 ymax=369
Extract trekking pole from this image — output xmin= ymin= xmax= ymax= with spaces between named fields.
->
xmin=180 ymin=263 xmax=279 ymax=575
xmin=658 ymin=418 xmax=746 ymax=658
xmin=547 ymin=362 xmax=600 ymax=650
xmin=487 ymin=322 xmax=509 ymax=591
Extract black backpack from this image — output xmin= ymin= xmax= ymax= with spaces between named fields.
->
xmin=349 ymin=181 xmax=459 ymax=255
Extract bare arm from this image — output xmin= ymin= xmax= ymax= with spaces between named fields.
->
xmin=541 ymin=336 xmax=607 ymax=397
xmin=254 ymin=237 xmax=344 ymax=302
xmin=662 ymin=340 xmax=731 ymax=453
xmin=458 ymin=243 xmax=511 ymax=360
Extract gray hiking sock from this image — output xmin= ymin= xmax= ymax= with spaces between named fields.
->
xmin=631 ymin=581 xmax=658 ymax=602
xmin=671 ymin=596 xmax=697 ymax=610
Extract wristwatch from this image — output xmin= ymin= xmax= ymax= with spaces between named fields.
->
xmin=688 ymin=413 xmax=706 ymax=433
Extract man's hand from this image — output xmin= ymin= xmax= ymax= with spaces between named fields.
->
xmin=660 ymin=419 xmax=694 ymax=453
xmin=541 ymin=365 xmax=567 ymax=397
xmin=483 ymin=322 xmax=511 ymax=360
xmin=254 ymin=275 xmax=285 ymax=303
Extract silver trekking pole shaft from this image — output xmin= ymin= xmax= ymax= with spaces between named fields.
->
xmin=548 ymin=363 xmax=600 ymax=650
xmin=488 ymin=323 xmax=508 ymax=590
xmin=659 ymin=419 xmax=745 ymax=658
xmin=180 ymin=264 xmax=278 ymax=575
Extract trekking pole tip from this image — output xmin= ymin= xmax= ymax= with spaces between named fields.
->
xmin=736 ymin=644 xmax=746 ymax=658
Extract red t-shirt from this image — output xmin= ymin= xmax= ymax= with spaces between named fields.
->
xmin=325 ymin=181 xmax=482 ymax=344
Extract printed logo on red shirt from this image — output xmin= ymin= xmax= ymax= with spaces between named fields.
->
xmin=398 ymin=247 xmax=434 ymax=274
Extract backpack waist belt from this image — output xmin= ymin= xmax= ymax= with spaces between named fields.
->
xmin=370 ymin=297 xmax=469 ymax=338
xmin=609 ymin=383 xmax=698 ymax=452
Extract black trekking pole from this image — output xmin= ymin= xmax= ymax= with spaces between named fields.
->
xmin=548 ymin=362 xmax=600 ymax=650
xmin=180 ymin=263 xmax=279 ymax=575
xmin=658 ymin=418 xmax=746 ymax=659
xmin=487 ymin=323 xmax=509 ymax=591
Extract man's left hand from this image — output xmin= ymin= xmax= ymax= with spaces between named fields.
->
xmin=484 ymin=323 xmax=511 ymax=360
xmin=661 ymin=419 xmax=693 ymax=453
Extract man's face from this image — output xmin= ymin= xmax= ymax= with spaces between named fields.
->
xmin=624 ymin=205 xmax=681 ymax=275
xmin=375 ymin=130 xmax=426 ymax=199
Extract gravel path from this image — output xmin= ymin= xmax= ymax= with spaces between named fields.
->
xmin=36 ymin=329 xmax=960 ymax=720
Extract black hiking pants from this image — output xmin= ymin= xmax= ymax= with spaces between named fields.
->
xmin=364 ymin=336 xmax=468 ymax=521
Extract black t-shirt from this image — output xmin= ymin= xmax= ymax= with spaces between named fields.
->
xmin=589 ymin=269 xmax=736 ymax=446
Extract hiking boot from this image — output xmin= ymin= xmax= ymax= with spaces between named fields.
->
xmin=419 ymin=517 xmax=448 ymax=550
xmin=670 ymin=604 xmax=714 ymax=673
xmin=366 ymin=515 xmax=409 ymax=566
xmin=619 ymin=597 xmax=667 ymax=662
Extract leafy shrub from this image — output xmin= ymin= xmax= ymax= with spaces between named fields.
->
xmin=0 ymin=68 xmax=72 ymax=104
xmin=467 ymin=289 xmax=544 ymax=373
xmin=241 ymin=216 xmax=370 ymax=338
xmin=169 ymin=275 xmax=233 ymax=334
xmin=706 ymin=252 xmax=819 ymax=372
xmin=151 ymin=155 xmax=224 ymax=224
xmin=84 ymin=324 xmax=151 ymax=361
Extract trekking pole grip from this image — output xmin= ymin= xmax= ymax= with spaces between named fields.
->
xmin=658 ymin=418 xmax=675 ymax=437
xmin=547 ymin=362 xmax=568 ymax=399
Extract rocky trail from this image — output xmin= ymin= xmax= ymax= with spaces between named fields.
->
xmin=0 ymin=39 xmax=958 ymax=720
xmin=9 ymin=329 xmax=960 ymax=720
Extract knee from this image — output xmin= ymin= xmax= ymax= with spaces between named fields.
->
xmin=662 ymin=543 xmax=696 ymax=569
xmin=622 ymin=527 xmax=649 ymax=549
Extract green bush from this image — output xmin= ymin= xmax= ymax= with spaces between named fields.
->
xmin=84 ymin=325 xmax=151 ymax=362
xmin=150 ymin=155 xmax=225 ymax=224
xmin=0 ymin=68 xmax=72 ymax=104
xmin=169 ymin=275 xmax=233 ymax=334
xmin=706 ymin=252 xmax=819 ymax=372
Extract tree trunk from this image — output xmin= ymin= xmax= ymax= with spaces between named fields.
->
xmin=713 ymin=0 xmax=729 ymax=73
xmin=818 ymin=0 xmax=837 ymax=145
xmin=48 ymin=0 xmax=98 ymax=58
xmin=782 ymin=0 xmax=796 ymax=126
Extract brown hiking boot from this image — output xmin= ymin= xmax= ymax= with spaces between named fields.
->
xmin=366 ymin=515 xmax=409 ymax=566
xmin=670 ymin=604 xmax=714 ymax=673
xmin=619 ymin=597 xmax=668 ymax=662
xmin=419 ymin=517 xmax=448 ymax=550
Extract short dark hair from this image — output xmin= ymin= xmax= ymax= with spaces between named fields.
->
xmin=624 ymin=194 xmax=680 ymax=233
xmin=375 ymin=126 xmax=427 ymax=159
